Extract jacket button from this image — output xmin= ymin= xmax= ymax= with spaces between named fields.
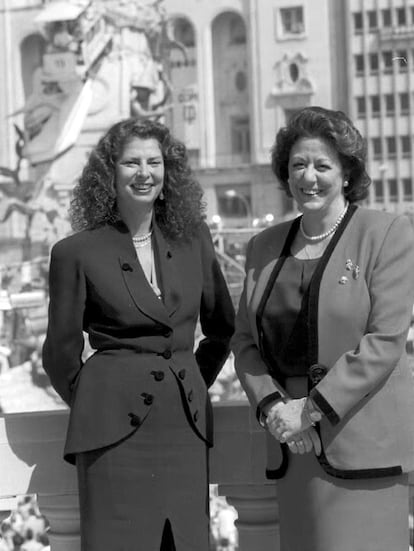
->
xmin=178 ymin=369 xmax=186 ymax=380
xmin=141 ymin=393 xmax=154 ymax=406
xmin=193 ymin=410 xmax=199 ymax=422
xmin=121 ymin=262 xmax=133 ymax=272
xmin=163 ymin=329 xmax=172 ymax=338
xmin=162 ymin=350 xmax=172 ymax=359
xmin=128 ymin=413 xmax=141 ymax=427
xmin=152 ymin=370 xmax=164 ymax=381
xmin=187 ymin=390 xmax=193 ymax=402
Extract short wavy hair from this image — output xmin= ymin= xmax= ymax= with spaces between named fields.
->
xmin=271 ymin=106 xmax=371 ymax=203
xmin=70 ymin=118 xmax=205 ymax=241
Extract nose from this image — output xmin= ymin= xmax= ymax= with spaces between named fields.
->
xmin=135 ymin=162 xmax=149 ymax=177
xmin=303 ymin=164 xmax=317 ymax=183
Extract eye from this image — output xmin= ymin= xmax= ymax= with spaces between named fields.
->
xmin=149 ymin=159 xmax=162 ymax=166
xmin=317 ymin=163 xmax=331 ymax=171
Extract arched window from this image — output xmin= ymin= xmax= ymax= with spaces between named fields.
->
xmin=174 ymin=18 xmax=195 ymax=48
xmin=20 ymin=34 xmax=46 ymax=98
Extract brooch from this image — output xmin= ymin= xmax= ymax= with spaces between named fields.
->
xmin=345 ymin=258 xmax=360 ymax=280
xmin=339 ymin=259 xmax=360 ymax=284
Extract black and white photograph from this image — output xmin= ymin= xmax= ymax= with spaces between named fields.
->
xmin=1 ymin=1 xmax=414 ymax=550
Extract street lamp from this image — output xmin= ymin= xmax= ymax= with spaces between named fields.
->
xmin=224 ymin=189 xmax=252 ymax=227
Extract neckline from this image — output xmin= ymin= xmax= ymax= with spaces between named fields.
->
xmin=290 ymin=255 xmax=321 ymax=262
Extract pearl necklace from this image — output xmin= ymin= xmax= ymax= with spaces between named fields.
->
xmin=300 ymin=203 xmax=349 ymax=242
xmin=132 ymin=230 xmax=152 ymax=248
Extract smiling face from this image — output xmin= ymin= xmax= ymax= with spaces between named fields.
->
xmin=288 ymin=136 xmax=347 ymax=216
xmin=115 ymin=136 xmax=164 ymax=212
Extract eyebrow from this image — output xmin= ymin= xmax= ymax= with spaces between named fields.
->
xmin=121 ymin=155 xmax=163 ymax=161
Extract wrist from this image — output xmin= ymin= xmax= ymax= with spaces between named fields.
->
xmin=257 ymin=397 xmax=285 ymax=428
xmin=303 ymin=397 xmax=322 ymax=426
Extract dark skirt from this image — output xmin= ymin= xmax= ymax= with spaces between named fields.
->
xmin=76 ymin=367 xmax=210 ymax=551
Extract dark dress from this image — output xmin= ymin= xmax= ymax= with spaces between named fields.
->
xmin=42 ymin=222 xmax=235 ymax=551
xmin=261 ymin=255 xmax=409 ymax=551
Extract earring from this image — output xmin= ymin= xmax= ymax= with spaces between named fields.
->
xmin=344 ymin=180 xmax=349 ymax=188
xmin=159 ymin=190 xmax=165 ymax=200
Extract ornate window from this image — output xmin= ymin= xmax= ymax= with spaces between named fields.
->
xmin=277 ymin=6 xmax=305 ymax=39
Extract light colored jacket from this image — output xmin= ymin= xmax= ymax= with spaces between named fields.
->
xmin=232 ymin=205 xmax=414 ymax=479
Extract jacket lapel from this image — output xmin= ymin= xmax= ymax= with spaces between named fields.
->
xmin=152 ymin=224 xmax=181 ymax=318
xmin=248 ymin=220 xmax=297 ymax=347
xmin=107 ymin=222 xmax=172 ymax=327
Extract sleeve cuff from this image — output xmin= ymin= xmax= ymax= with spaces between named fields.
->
xmin=256 ymin=391 xmax=284 ymax=426
xmin=309 ymin=388 xmax=340 ymax=426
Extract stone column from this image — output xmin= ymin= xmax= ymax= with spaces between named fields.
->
xmin=0 ymin=497 xmax=16 ymax=524
xmin=197 ymin=24 xmax=216 ymax=168
xmin=218 ymin=483 xmax=280 ymax=551
xmin=37 ymin=493 xmax=80 ymax=551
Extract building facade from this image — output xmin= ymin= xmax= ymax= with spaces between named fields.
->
xmin=1 ymin=0 xmax=383 ymax=245
xmin=347 ymin=0 xmax=414 ymax=214
xmin=164 ymin=0 xmax=340 ymax=227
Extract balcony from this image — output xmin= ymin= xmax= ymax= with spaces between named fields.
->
xmin=1 ymin=401 xmax=414 ymax=550
xmin=0 ymin=402 xmax=281 ymax=551
xmin=378 ymin=25 xmax=414 ymax=44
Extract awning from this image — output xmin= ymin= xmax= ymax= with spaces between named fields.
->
xmin=34 ymin=1 xmax=90 ymax=23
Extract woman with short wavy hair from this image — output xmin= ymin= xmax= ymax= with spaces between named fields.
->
xmin=233 ymin=106 xmax=414 ymax=551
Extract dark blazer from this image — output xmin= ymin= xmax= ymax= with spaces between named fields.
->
xmin=42 ymin=221 xmax=234 ymax=464
xmin=232 ymin=205 xmax=414 ymax=479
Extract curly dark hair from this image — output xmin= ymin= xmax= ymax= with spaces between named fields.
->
xmin=70 ymin=118 xmax=205 ymax=241
xmin=271 ymin=106 xmax=371 ymax=203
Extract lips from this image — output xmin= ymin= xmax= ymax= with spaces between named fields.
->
xmin=131 ymin=182 xmax=153 ymax=192
xmin=301 ymin=189 xmax=320 ymax=196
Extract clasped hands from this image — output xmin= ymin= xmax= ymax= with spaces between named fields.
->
xmin=265 ymin=398 xmax=322 ymax=456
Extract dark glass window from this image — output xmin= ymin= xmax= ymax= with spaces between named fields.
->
xmin=382 ymin=50 xmax=393 ymax=73
xmin=370 ymin=95 xmax=380 ymax=117
xmin=353 ymin=12 xmax=363 ymax=33
xmin=372 ymin=137 xmax=382 ymax=159
xmin=385 ymin=94 xmax=395 ymax=116
xmin=280 ymin=7 xmax=304 ymax=35
xmin=367 ymin=10 xmax=378 ymax=30
xmin=386 ymin=136 xmax=397 ymax=157
xmin=401 ymin=136 xmax=411 ymax=157
xmin=403 ymin=178 xmax=413 ymax=201
xmin=231 ymin=116 xmax=251 ymax=161
xmin=369 ymin=53 xmax=379 ymax=73
xmin=356 ymin=96 xmax=366 ymax=118
xmin=382 ymin=8 xmax=392 ymax=27
xmin=396 ymin=7 xmax=406 ymax=26
xmin=399 ymin=92 xmax=410 ymax=114
xmin=374 ymin=179 xmax=384 ymax=200
xmin=355 ymin=54 xmax=364 ymax=75
xmin=388 ymin=179 xmax=398 ymax=202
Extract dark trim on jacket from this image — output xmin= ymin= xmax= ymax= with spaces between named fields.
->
xmin=256 ymin=205 xmax=405 ymax=480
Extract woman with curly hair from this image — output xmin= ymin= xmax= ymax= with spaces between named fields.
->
xmin=232 ymin=106 xmax=414 ymax=550
xmin=42 ymin=118 xmax=235 ymax=551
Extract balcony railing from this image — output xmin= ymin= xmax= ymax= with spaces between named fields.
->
xmin=1 ymin=402 xmax=413 ymax=550
xmin=0 ymin=402 xmax=280 ymax=551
